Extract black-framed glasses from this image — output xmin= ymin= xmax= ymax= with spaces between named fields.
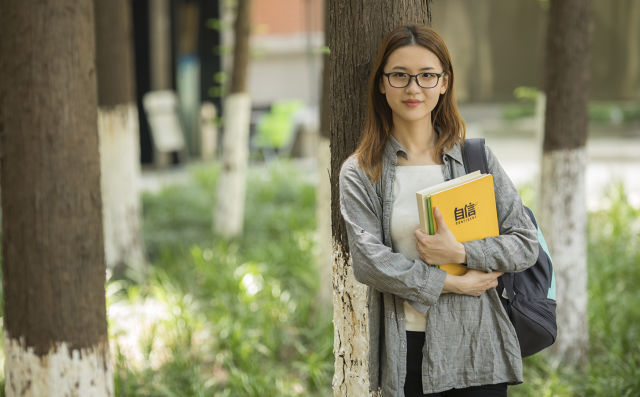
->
xmin=383 ymin=71 xmax=445 ymax=88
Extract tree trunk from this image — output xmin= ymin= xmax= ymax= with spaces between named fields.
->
xmin=214 ymin=0 xmax=252 ymax=238
xmin=229 ymin=0 xmax=251 ymax=94
xmin=469 ymin=0 xmax=493 ymax=101
xmin=0 ymin=0 xmax=113 ymax=395
xmin=95 ymin=0 xmax=146 ymax=277
xmin=540 ymin=0 xmax=591 ymax=365
xmin=621 ymin=0 xmax=640 ymax=98
xmin=149 ymin=0 xmax=172 ymax=91
xmin=315 ymin=0 xmax=332 ymax=308
xmin=327 ymin=2 xmax=432 ymax=395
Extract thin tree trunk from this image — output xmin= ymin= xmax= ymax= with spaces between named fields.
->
xmin=230 ymin=0 xmax=251 ymax=94
xmin=621 ymin=0 xmax=640 ymax=98
xmin=149 ymin=0 xmax=172 ymax=91
xmin=327 ymin=2 xmax=431 ymax=395
xmin=0 ymin=0 xmax=113 ymax=395
xmin=315 ymin=0 xmax=332 ymax=308
xmin=540 ymin=0 xmax=591 ymax=365
xmin=95 ymin=0 xmax=146 ymax=277
xmin=469 ymin=0 xmax=493 ymax=101
xmin=214 ymin=0 xmax=253 ymax=238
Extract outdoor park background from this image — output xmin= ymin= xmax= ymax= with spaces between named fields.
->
xmin=1 ymin=0 xmax=640 ymax=396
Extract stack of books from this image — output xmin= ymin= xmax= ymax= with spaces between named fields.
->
xmin=416 ymin=171 xmax=499 ymax=275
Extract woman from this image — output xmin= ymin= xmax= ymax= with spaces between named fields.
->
xmin=339 ymin=25 xmax=539 ymax=397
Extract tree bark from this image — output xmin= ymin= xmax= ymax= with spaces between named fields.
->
xmin=149 ymin=0 xmax=172 ymax=91
xmin=214 ymin=0 xmax=253 ymax=238
xmin=621 ymin=0 xmax=640 ymax=98
xmin=94 ymin=0 xmax=146 ymax=277
xmin=0 ymin=0 xmax=113 ymax=395
xmin=540 ymin=0 xmax=591 ymax=364
xmin=230 ymin=0 xmax=252 ymax=94
xmin=327 ymin=2 xmax=431 ymax=395
xmin=315 ymin=0 xmax=332 ymax=308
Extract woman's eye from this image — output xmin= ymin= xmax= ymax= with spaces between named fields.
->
xmin=392 ymin=72 xmax=407 ymax=78
xmin=421 ymin=73 xmax=435 ymax=78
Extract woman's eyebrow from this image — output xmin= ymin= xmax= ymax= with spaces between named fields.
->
xmin=390 ymin=65 xmax=437 ymax=71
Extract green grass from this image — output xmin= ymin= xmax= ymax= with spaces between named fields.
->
xmin=110 ymin=160 xmax=332 ymax=396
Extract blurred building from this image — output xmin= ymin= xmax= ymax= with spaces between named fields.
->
xmin=132 ymin=0 xmax=638 ymax=163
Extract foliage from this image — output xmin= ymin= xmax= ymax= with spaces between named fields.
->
xmin=111 ymin=160 xmax=332 ymax=396
xmin=511 ymin=182 xmax=640 ymax=396
xmin=253 ymin=100 xmax=304 ymax=156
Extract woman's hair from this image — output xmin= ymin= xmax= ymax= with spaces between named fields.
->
xmin=356 ymin=25 xmax=465 ymax=181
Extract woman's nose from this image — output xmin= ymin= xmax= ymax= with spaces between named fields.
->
xmin=405 ymin=77 xmax=421 ymax=92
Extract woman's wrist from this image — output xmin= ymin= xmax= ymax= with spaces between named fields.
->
xmin=443 ymin=273 xmax=463 ymax=294
xmin=454 ymin=242 xmax=466 ymax=264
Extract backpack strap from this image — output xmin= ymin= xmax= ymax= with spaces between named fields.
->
xmin=462 ymin=138 xmax=489 ymax=174
xmin=462 ymin=138 xmax=516 ymax=301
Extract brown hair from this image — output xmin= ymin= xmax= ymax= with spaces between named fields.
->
xmin=355 ymin=25 xmax=465 ymax=181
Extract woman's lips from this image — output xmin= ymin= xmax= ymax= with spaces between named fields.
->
xmin=403 ymin=100 xmax=422 ymax=108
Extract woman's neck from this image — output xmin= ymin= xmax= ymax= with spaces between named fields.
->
xmin=391 ymin=118 xmax=440 ymax=165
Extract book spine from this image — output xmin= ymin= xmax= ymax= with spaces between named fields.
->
xmin=417 ymin=194 xmax=426 ymax=233
xmin=427 ymin=197 xmax=434 ymax=235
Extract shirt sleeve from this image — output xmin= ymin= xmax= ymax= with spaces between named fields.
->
xmin=339 ymin=157 xmax=446 ymax=307
xmin=462 ymin=146 xmax=539 ymax=273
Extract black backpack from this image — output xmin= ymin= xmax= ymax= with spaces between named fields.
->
xmin=462 ymin=138 xmax=557 ymax=357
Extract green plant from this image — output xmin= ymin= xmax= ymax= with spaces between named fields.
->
xmin=112 ymin=159 xmax=332 ymax=396
xmin=253 ymin=100 xmax=304 ymax=150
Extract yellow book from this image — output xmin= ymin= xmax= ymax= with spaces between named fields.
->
xmin=416 ymin=172 xmax=499 ymax=275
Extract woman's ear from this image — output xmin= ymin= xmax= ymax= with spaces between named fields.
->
xmin=440 ymin=74 xmax=449 ymax=95
xmin=379 ymin=78 xmax=386 ymax=94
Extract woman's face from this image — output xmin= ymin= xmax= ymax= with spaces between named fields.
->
xmin=380 ymin=45 xmax=448 ymax=126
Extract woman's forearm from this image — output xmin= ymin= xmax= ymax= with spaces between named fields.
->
xmin=442 ymin=269 xmax=502 ymax=297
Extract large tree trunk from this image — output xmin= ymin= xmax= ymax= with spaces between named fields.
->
xmin=95 ymin=0 xmax=146 ymax=277
xmin=0 ymin=0 xmax=113 ymax=395
xmin=327 ymin=2 xmax=432 ymax=395
xmin=540 ymin=0 xmax=591 ymax=364
xmin=214 ymin=0 xmax=252 ymax=238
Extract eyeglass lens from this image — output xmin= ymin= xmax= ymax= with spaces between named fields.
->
xmin=388 ymin=73 xmax=439 ymax=88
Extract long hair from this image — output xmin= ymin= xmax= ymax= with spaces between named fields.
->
xmin=356 ymin=25 xmax=465 ymax=182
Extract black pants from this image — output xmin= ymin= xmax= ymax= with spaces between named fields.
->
xmin=404 ymin=331 xmax=508 ymax=397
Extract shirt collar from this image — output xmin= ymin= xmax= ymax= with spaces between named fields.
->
xmin=384 ymin=135 xmax=407 ymax=164
xmin=443 ymin=141 xmax=463 ymax=164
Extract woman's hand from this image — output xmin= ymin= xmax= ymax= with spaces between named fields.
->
xmin=443 ymin=269 xmax=503 ymax=296
xmin=414 ymin=207 xmax=466 ymax=265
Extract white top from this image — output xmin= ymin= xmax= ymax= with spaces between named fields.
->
xmin=391 ymin=165 xmax=444 ymax=332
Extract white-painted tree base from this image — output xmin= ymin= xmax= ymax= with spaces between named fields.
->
xmin=4 ymin=337 xmax=113 ymax=397
xmin=332 ymin=246 xmax=380 ymax=396
xmin=98 ymin=104 xmax=145 ymax=275
xmin=539 ymin=147 xmax=588 ymax=363
xmin=214 ymin=93 xmax=251 ymax=238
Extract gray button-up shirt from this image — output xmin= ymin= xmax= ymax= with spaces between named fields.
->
xmin=339 ymin=137 xmax=538 ymax=396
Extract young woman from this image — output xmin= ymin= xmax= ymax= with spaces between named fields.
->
xmin=339 ymin=25 xmax=539 ymax=397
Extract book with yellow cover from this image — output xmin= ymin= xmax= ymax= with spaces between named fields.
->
xmin=416 ymin=171 xmax=499 ymax=275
